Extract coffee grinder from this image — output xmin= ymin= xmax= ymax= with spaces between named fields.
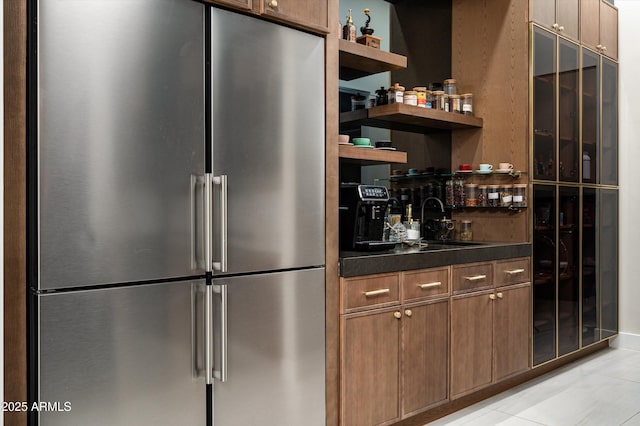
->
xmin=339 ymin=183 xmax=396 ymax=251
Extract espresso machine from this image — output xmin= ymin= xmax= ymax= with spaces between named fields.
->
xmin=340 ymin=183 xmax=396 ymax=251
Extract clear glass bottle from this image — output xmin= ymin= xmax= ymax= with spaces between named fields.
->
xmin=342 ymin=9 xmax=356 ymax=42
xmin=459 ymin=220 xmax=473 ymax=241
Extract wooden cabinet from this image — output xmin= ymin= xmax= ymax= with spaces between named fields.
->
xmin=401 ymin=299 xmax=449 ymax=417
xmin=342 ymin=307 xmax=401 ymax=426
xmin=260 ymin=0 xmax=328 ymax=34
xmin=207 ymin=0 xmax=252 ymax=12
xmin=581 ymin=0 xmax=618 ymax=60
xmin=530 ymin=0 xmax=579 ymax=41
xmin=494 ymin=284 xmax=531 ymax=381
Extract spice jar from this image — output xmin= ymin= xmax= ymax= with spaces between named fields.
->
xmin=454 ymin=178 xmax=466 ymax=207
xmin=500 ymin=184 xmax=513 ymax=207
xmin=449 ymin=94 xmax=462 ymax=114
xmin=464 ymin=183 xmax=478 ymax=207
xmin=459 ymin=220 xmax=473 ymax=241
xmin=443 ymin=94 xmax=450 ymax=112
xmin=478 ymin=185 xmax=488 ymax=207
xmin=413 ymin=87 xmax=427 ymax=108
xmin=351 ymin=93 xmax=366 ymax=111
xmin=462 ymin=93 xmax=473 ymax=115
xmin=388 ymin=83 xmax=405 ymax=104
xmin=445 ymin=180 xmax=454 ymax=206
xmin=488 ymin=185 xmax=500 ymax=207
xmin=444 ymin=78 xmax=458 ymax=95
xmin=426 ymin=90 xmax=435 ymax=109
xmin=403 ymin=90 xmax=418 ymax=106
xmin=433 ymin=91 xmax=446 ymax=110
xmin=512 ymin=184 xmax=527 ymax=207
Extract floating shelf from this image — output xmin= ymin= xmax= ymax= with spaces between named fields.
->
xmin=340 ymin=103 xmax=483 ymax=134
xmin=339 ymin=144 xmax=407 ymax=164
xmin=338 ymin=39 xmax=407 ymax=81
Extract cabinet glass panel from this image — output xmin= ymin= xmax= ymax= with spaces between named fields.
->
xmin=558 ymin=39 xmax=580 ymax=182
xmin=582 ymin=188 xmax=599 ymax=346
xmin=582 ymin=49 xmax=600 ymax=184
xmin=533 ymin=184 xmax=557 ymax=365
xmin=558 ymin=186 xmax=580 ymax=355
xmin=533 ymin=27 xmax=557 ymax=181
xmin=600 ymin=189 xmax=618 ymax=339
xmin=601 ymin=59 xmax=618 ymax=185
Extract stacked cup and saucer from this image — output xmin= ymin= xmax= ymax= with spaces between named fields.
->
xmin=495 ymin=162 xmax=514 ymax=173
xmin=476 ymin=163 xmax=493 ymax=174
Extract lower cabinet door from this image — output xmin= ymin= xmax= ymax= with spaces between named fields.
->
xmin=450 ymin=291 xmax=494 ymax=398
xmin=402 ymin=299 xmax=449 ymax=417
xmin=342 ymin=307 xmax=401 ymax=426
xmin=494 ymin=284 xmax=532 ymax=381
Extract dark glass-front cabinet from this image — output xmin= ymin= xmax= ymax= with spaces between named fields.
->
xmin=531 ymin=24 xmax=618 ymax=366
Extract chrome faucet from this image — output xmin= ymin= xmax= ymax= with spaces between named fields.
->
xmin=421 ymin=197 xmax=447 ymax=241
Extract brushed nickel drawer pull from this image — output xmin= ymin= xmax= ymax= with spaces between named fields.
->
xmin=464 ymin=274 xmax=487 ymax=281
xmin=419 ymin=281 xmax=442 ymax=289
xmin=505 ymin=269 xmax=525 ymax=275
xmin=364 ymin=288 xmax=390 ymax=297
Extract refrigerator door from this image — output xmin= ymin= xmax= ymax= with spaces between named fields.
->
xmin=37 ymin=280 xmax=207 ymax=426
xmin=37 ymin=0 xmax=206 ymax=290
xmin=211 ymin=268 xmax=325 ymax=425
xmin=210 ymin=8 xmax=325 ymax=275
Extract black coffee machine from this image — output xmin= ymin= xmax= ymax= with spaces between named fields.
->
xmin=340 ymin=183 xmax=396 ymax=251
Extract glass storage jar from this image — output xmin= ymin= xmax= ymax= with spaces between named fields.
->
xmin=414 ymin=87 xmax=427 ymax=108
xmin=388 ymin=83 xmax=405 ymax=104
xmin=478 ymin=185 xmax=488 ymax=207
xmin=459 ymin=220 xmax=473 ymax=241
xmin=512 ymin=184 xmax=527 ymax=207
xmin=500 ymin=184 xmax=513 ymax=207
xmin=445 ymin=180 xmax=454 ymax=206
xmin=403 ymin=90 xmax=418 ymax=106
xmin=449 ymin=94 xmax=462 ymax=113
xmin=434 ymin=91 xmax=446 ymax=110
xmin=464 ymin=183 xmax=478 ymax=206
xmin=426 ymin=90 xmax=435 ymax=109
xmin=444 ymin=78 xmax=457 ymax=95
xmin=462 ymin=93 xmax=473 ymax=115
xmin=488 ymin=185 xmax=500 ymax=207
xmin=454 ymin=178 xmax=466 ymax=206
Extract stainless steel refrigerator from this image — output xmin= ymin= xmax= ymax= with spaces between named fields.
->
xmin=30 ymin=2 xmax=325 ymax=425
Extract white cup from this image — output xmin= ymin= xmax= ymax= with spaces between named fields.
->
xmin=406 ymin=229 xmax=420 ymax=241
xmin=499 ymin=162 xmax=514 ymax=170
xmin=478 ymin=163 xmax=493 ymax=171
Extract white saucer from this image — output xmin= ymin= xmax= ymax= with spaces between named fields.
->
xmin=353 ymin=144 xmax=373 ymax=148
xmin=376 ymin=147 xmax=397 ymax=151
xmin=495 ymin=169 xmax=514 ymax=173
xmin=475 ymin=170 xmax=492 ymax=174
xmin=456 ymin=170 xmax=473 ymax=174
xmin=338 ymin=142 xmax=353 ymax=145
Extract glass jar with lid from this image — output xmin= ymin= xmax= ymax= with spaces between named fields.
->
xmin=462 ymin=93 xmax=473 ymax=115
xmin=388 ymin=83 xmax=405 ymax=104
xmin=413 ymin=87 xmax=427 ymax=108
xmin=478 ymin=185 xmax=488 ymax=207
xmin=445 ymin=179 xmax=455 ymax=206
xmin=403 ymin=90 xmax=418 ymax=106
xmin=444 ymin=78 xmax=457 ymax=95
xmin=487 ymin=185 xmax=500 ymax=207
xmin=459 ymin=220 xmax=473 ymax=241
xmin=464 ymin=183 xmax=478 ymax=206
xmin=449 ymin=94 xmax=462 ymax=114
xmin=426 ymin=90 xmax=435 ymax=109
xmin=454 ymin=178 xmax=466 ymax=207
xmin=500 ymin=184 xmax=513 ymax=207
xmin=433 ymin=91 xmax=446 ymax=110
xmin=512 ymin=184 xmax=528 ymax=207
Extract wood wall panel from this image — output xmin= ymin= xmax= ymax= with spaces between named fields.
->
xmin=4 ymin=0 xmax=28 ymax=425
xmin=452 ymin=0 xmax=530 ymax=243
xmin=325 ymin=0 xmax=339 ymax=424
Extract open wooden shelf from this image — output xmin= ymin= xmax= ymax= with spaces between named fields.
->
xmin=338 ymin=39 xmax=407 ymax=81
xmin=340 ymin=103 xmax=483 ymax=134
xmin=338 ymin=144 xmax=407 ymax=164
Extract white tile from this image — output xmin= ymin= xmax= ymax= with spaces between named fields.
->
xmin=623 ymin=412 xmax=640 ymax=425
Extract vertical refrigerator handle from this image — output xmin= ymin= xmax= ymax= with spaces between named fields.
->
xmin=205 ymin=285 xmax=213 ymax=384
xmin=191 ymin=282 xmax=208 ymax=381
xmin=212 ymin=175 xmax=228 ymax=273
xmin=191 ymin=175 xmax=208 ymax=272
xmin=213 ymin=284 xmax=228 ymax=382
xmin=204 ymin=174 xmax=213 ymax=273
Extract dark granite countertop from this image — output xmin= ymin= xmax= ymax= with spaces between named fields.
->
xmin=339 ymin=241 xmax=532 ymax=277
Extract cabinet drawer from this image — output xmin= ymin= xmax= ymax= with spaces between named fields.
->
xmin=452 ymin=263 xmax=493 ymax=293
xmin=401 ymin=267 xmax=450 ymax=302
xmin=494 ymin=258 xmax=531 ymax=287
xmin=341 ymin=273 xmax=400 ymax=313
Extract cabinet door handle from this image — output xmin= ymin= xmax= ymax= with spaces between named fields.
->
xmin=404 ymin=309 xmax=413 ymax=317
xmin=394 ymin=311 xmax=402 ymax=319
xmin=597 ymin=44 xmax=603 ymax=50
xmin=489 ymin=294 xmax=496 ymax=300
xmin=552 ymin=23 xmax=559 ymax=30
xmin=364 ymin=288 xmax=390 ymax=297
xmin=558 ymin=26 xmax=565 ymax=32
xmin=497 ymin=292 xmax=504 ymax=299
xmin=602 ymin=46 xmax=607 ymax=52
xmin=268 ymin=0 xmax=278 ymax=8
xmin=464 ymin=274 xmax=486 ymax=281
xmin=505 ymin=269 xmax=525 ymax=275
xmin=419 ymin=281 xmax=442 ymax=289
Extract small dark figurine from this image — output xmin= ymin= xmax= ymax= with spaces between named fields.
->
xmin=360 ymin=8 xmax=374 ymax=36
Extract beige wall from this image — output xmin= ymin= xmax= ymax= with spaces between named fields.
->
xmin=617 ymin=1 xmax=640 ymax=345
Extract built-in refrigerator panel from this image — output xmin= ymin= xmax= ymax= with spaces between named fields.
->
xmin=211 ymin=268 xmax=326 ymax=425
xmin=37 ymin=0 xmax=206 ymax=290
xmin=210 ymin=8 xmax=325 ymax=275
xmin=37 ymin=280 xmax=207 ymax=425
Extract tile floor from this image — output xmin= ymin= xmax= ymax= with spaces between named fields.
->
xmin=428 ymin=346 xmax=640 ymax=425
